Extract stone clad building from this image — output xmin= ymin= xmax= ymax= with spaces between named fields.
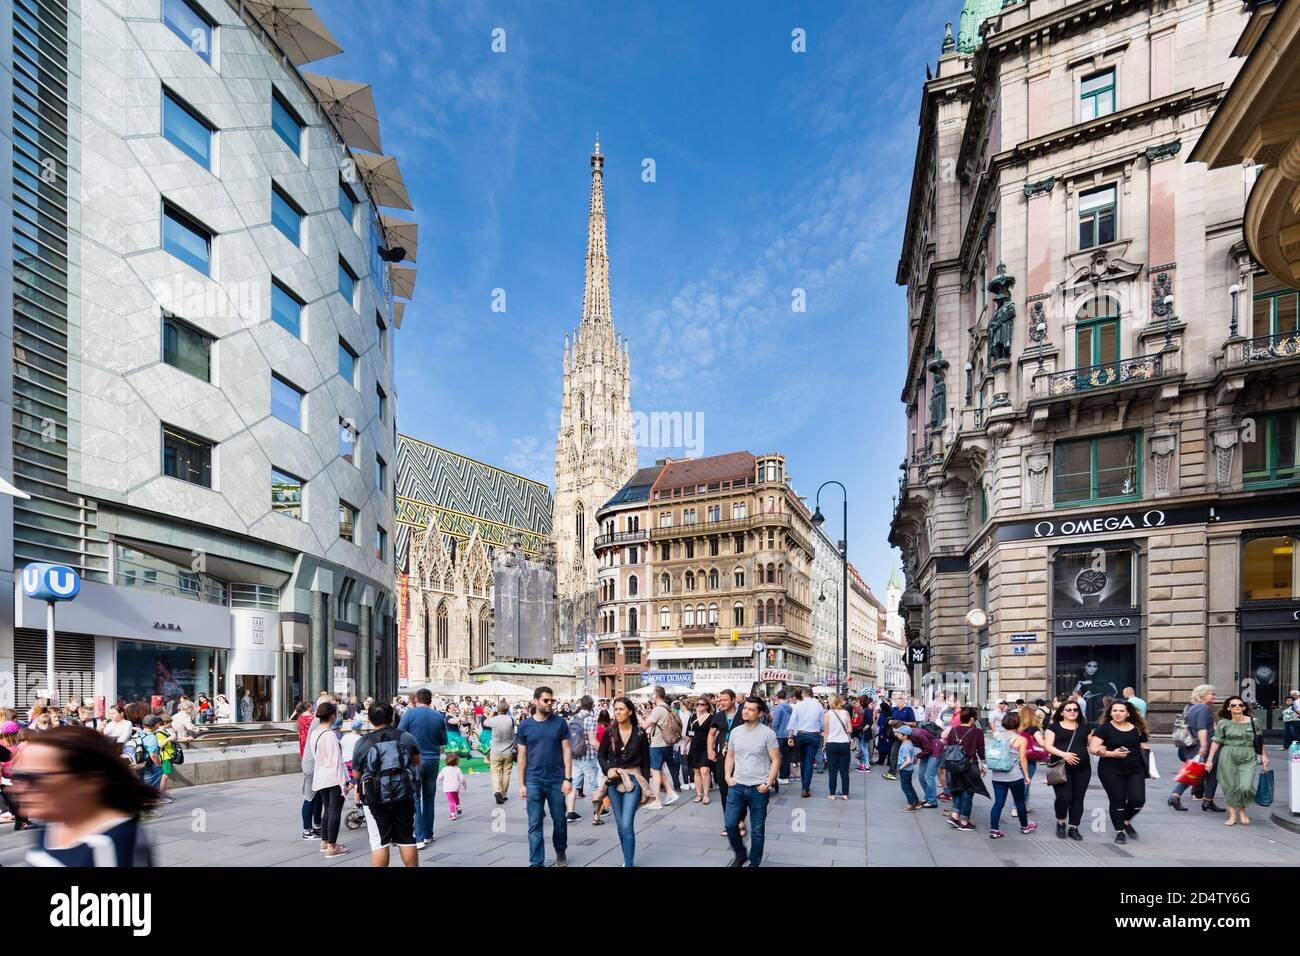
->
xmin=890 ymin=0 xmax=1300 ymax=731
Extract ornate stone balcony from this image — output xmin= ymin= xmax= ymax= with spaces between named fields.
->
xmin=1040 ymin=353 xmax=1164 ymax=397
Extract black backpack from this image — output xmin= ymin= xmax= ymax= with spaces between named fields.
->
xmin=941 ymin=726 xmax=974 ymax=774
xmin=357 ymin=730 xmax=417 ymax=806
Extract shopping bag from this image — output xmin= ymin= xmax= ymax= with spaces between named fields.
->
xmin=1174 ymin=758 xmax=1207 ymax=786
xmin=1147 ymin=750 xmax=1160 ymax=780
xmin=1256 ymin=768 xmax=1275 ymax=807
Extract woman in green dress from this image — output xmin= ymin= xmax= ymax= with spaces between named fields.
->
xmin=1206 ymin=696 xmax=1269 ymax=826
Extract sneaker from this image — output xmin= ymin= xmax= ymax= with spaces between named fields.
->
xmin=416 ymin=840 xmax=428 ymax=850
xmin=663 ymin=793 xmax=680 ymax=806
xmin=553 ymin=853 xmax=568 ymax=868
xmin=309 ymin=828 xmax=323 ymax=838
xmin=947 ymin=816 xmax=962 ymax=829
xmin=1114 ymin=831 xmax=1127 ymax=845
xmin=1123 ymin=824 xmax=1138 ymax=839
xmin=1020 ymin=822 xmax=1038 ymax=834
xmin=919 ymin=803 xmax=939 ymax=809
xmin=882 ymin=773 xmax=898 ymax=781
xmin=990 ymin=829 xmax=1004 ymax=839
xmin=301 ymin=830 xmax=316 ymax=840
xmin=778 ymin=778 xmax=790 ymax=784
xmin=855 ymin=766 xmax=868 ymax=773
xmin=1056 ymin=822 xmax=1067 ymax=839
xmin=958 ymin=822 xmax=977 ymax=832
xmin=902 ymin=803 xmax=921 ymax=812
xmin=1068 ymin=828 xmax=1083 ymax=842
xmin=938 ymin=793 xmax=952 ymax=802
xmin=644 ymin=802 xmax=665 ymax=811
xmin=565 ymin=812 xmax=581 ymax=822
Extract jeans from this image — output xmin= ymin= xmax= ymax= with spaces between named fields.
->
xmin=607 ymin=778 xmax=641 ymax=866
xmin=990 ymin=778 xmax=1028 ymax=831
xmin=666 ymin=746 xmax=685 ymax=788
xmin=794 ymin=732 xmax=821 ymax=792
xmin=525 ymin=780 xmax=568 ymax=866
xmin=952 ymin=789 xmax=974 ymax=820
xmin=778 ymin=739 xmax=793 ymax=779
xmin=915 ymin=754 xmax=938 ymax=804
xmin=300 ymin=791 xmax=322 ymax=830
xmin=1171 ymin=746 xmax=1218 ymax=799
xmin=414 ymin=753 xmax=440 ymax=842
xmin=725 ymin=784 xmax=770 ymax=866
xmin=572 ymin=756 xmax=601 ymax=794
xmin=900 ymin=768 xmax=919 ymax=805
xmin=1286 ymin=722 xmax=1300 ymax=748
xmin=825 ymin=742 xmax=851 ymax=795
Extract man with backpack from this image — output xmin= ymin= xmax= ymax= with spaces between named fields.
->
xmin=641 ymin=686 xmax=681 ymax=810
xmin=564 ymin=695 xmax=600 ymax=822
xmin=397 ymin=688 xmax=448 ymax=848
xmin=352 ymin=703 xmax=421 ymax=867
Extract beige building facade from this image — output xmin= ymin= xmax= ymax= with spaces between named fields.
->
xmin=890 ymin=0 xmax=1300 ymax=732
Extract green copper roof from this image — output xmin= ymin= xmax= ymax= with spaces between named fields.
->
xmin=957 ymin=0 xmax=1008 ymax=53
xmin=887 ymin=565 xmax=903 ymax=590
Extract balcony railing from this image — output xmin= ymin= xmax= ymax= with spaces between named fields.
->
xmin=649 ymin=512 xmax=789 ymax=540
xmin=593 ymin=529 xmax=648 ymax=548
xmin=1040 ymin=353 xmax=1164 ymax=398
xmin=1225 ymin=329 xmax=1300 ymax=368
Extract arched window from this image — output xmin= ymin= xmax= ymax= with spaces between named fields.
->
xmin=436 ymin=601 xmax=449 ymax=658
xmin=660 ymin=573 xmax=670 ymax=594
xmin=708 ymin=568 xmax=719 ymax=590
xmin=575 ymin=502 xmax=585 ymax=551
xmin=767 ymin=495 xmax=775 ymax=513
xmin=684 ymin=606 xmax=695 ymax=627
xmin=733 ymin=602 xmax=744 ymax=626
xmin=767 ymin=598 xmax=776 ymax=623
xmin=756 ymin=602 xmax=765 ymax=626
xmin=628 ymin=574 xmax=639 ymax=596
xmin=685 ymin=571 xmax=695 ymax=592
xmin=767 ymin=529 xmax=775 ymax=549
xmin=660 ymin=607 xmax=670 ymax=630
xmin=628 ymin=606 xmax=638 ymax=633
xmin=776 ymin=601 xmax=784 ymax=624
xmin=777 ymin=564 xmax=784 ymax=585
xmin=476 ymin=605 xmax=490 ymax=666
xmin=735 ymin=567 xmax=745 ymax=588
xmin=708 ymin=603 xmax=719 ymax=625
xmin=766 ymin=562 xmax=776 ymax=583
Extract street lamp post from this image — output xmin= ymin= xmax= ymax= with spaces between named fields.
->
xmin=818 ymin=578 xmax=841 ymax=693
xmin=811 ymin=481 xmax=848 ymax=698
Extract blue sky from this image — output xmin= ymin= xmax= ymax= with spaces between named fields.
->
xmin=312 ymin=0 xmax=955 ymax=596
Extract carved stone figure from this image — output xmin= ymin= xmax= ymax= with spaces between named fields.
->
xmin=928 ymin=349 xmax=949 ymax=429
xmin=987 ymin=262 xmax=1016 ymax=365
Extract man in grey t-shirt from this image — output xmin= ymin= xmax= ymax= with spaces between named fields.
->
xmin=724 ymin=696 xmax=780 ymax=867
xmin=485 ymin=701 xmax=517 ymax=805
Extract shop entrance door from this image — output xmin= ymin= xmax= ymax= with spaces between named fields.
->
xmin=235 ymin=675 xmax=273 ymax=722
xmin=1245 ymin=639 xmax=1299 ymax=733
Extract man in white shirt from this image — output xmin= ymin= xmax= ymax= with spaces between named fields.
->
xmin=987 ymin=699 xmax=1009 ymax=730
xmin=786 ymin=689 xmax=826 ymax=798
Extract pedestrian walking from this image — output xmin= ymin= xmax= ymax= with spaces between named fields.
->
xmin=707 ymin=689 xmax=744 ymax=829
xmin=686 ymin=698 xmax=715 ymax=802
xmin=397 ymin=688 xmax=449 ymax=849
xmin=308 ymin=701 xmax=351 ymax=858
xmin=12 ymin=725 xmax=158 ymax=866
xmin=770 ymin=690 xmax=793 ymax=783
xmin=351 ymin=702 xmax=420 ymax=867
xmin=943 ymin=707 xmax=988 ymax=832
xmin=1088 ymin=699 xmax=1150 ymax=845
xmin=787 ymin=688 xmax=825 ymax=797
xmin=1206 ymin=695 xmax=1269 ymax=826
xmin=597 ymin=696 xmax=652 ymax=867
xmin=824 ymin=694 xmax=852 ymax=799
xmin=640 ymin=686 xmax=681 ymax=810
xmin=438 ymin=753 xmax=468 ymax=821
xmin=1043 ymin=699 xmax=1091 ymax=841
xmin=564 ymin=696 xmax=600 ymax=821
xmin=1168 ymin=684 xmax=1223 ymax=813
xmin=987 ymin=712 xmax=1037 ymax=839
xmin=516 ymin=685 xmax=573 ymax=867
xmin=485 ymin=700 xmax=517 ymax=804
xmin=723 ymin=696 xmax=780 ymax=867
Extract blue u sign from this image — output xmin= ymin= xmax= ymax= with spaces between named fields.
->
xmin=21 ymin=563 xmax=80 ymax=602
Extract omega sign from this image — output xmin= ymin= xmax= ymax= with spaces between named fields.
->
xmin=1033 ymin=510 xmax=1167 ymax=539
xmin=1059 ymin=617 xmax=1132 ymax=630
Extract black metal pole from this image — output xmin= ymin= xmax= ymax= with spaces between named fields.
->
xmin=841 ymin=495 xmax=848 ymax=698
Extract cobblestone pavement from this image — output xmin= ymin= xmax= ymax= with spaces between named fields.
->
xmin=0 ymin=767 xmax=867 ymax=867
xmin=863 ymin=742 xmax=1300 ymax=866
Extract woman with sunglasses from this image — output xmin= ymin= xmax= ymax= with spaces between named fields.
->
xmin=1043 ymin=699 xmax=1092 ymax=841
xmin=597 ymin=697 xmax=652 ymax=867
xmin=10 ymin=724 xmax=159 ymax=865
xmin=1087 ymin=699 xmax=1150 ymax=844
xmin=686 ymin=697 xmax=715 ymax=803
xmin=1206 ymin=696 xmax=1269 ymax=826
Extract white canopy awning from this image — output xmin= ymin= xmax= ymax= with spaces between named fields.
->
xmin=692 ymin=679 xmax=757 ymax=696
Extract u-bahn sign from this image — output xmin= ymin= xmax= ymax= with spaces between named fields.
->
xmin=21 ymin=563 xmax=80 ymax=602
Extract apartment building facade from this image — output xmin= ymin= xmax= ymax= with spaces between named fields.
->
xmin=890 ymin=0 xmax=1300 ymax=731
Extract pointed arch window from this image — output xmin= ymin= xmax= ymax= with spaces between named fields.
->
xmin=660 ymin=606 xmax=670 ymax=630
xmin=684 ymin=605 xmax=695 ymax=627
xmin=708 ymin=568 xmax=719 ymax=590
xmin=708 ymin=603 xmax=719 ymax=625
xmin=734 ymin=567 xmax=745 ymax=588
xmin=628 ymin=606 xmax=638 ymax=634
xmin=660 ymin=573 xmax=670 ymax=594
xmin=733 ymin=602 xmax=744 ymax=626
xmin=757 ymin=602 xmax=766 ymax=626
xmin=436 ymin=601 xmax=449 ymax=658
xmin=576 ymin=502 xmax=585 ymax=552
xmin=628 ymin=574 xmax=639 ymax=596
xmin=685 ymin=571 xmax=695 ymax=592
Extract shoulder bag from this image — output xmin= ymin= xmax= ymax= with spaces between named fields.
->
xmin=1044 ymin=725 xmax=1079 ymax=787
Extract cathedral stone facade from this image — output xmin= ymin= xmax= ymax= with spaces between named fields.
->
xmin=553 ymin=140 xmax=639 ymax=650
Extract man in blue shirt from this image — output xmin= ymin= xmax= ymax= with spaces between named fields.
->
xmin=516 ymin=685 xmax=573 ymax=867
xmin=397 ymin=688 xmax=448 ymax=847
xmin=770 ymin=690 xmax=793 ymax=785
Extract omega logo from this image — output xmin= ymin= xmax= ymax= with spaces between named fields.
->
xmin=1033 ymin=510 xmax=1167 ymax=538
xmin=1060 ymin=617 xmax=1131 ymax=630
xmin=1293 ymin=610 xmax=1300 ymax=622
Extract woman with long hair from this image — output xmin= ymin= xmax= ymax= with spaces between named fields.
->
xmin=1088 ymin=699 xmax=1150 ymax=845
xmin=1206 ymin=695 xmax=1269 ymax=826
xmin=11 ymin=725 xmax=159 ymax=865
xmin=1043 ymin=698 xmax=1091 ymax=841
xmin=824 ymin=694 xmax=853 ymax=800
xmin=686 ymin=697 xmax=715 ymax=803
xmin=596 ymin=696 xmax=652 ymax=867
xmin=308 ymin=701 xmax=351 ymax=857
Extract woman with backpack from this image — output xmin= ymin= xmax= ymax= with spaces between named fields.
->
xmin=597 ymin=696 xmax=652 ymax=867
xmin=308 ymin=701 xmax=352 ymax=858
xmin=942 ymin=707 xmax=988 ymax=832
xmin=986 ymin=712 xmax=1037 ymax=839
xmin=1088 ymin=699 xmax=1150 ymax=845
xmin=1205 ymin=696 xmax=1269 ymax=827
xmin=1043 ymin=699 xmax=1091 ymax=841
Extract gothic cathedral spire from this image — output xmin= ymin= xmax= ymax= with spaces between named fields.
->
xmin=553 ymin=139 xmax=638 ymax=650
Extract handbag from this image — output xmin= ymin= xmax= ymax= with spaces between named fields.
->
xmin=1256 ymin=767 xmax=1275 ymax=807
xmin=1044 ymin=725 xmax=1079 ymax=787
xmin=1171 ymin=704 xmax=1196 ymax=749
xmin=1174 ymin=758 xmax=1207 ymax=786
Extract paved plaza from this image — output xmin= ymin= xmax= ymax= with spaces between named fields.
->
xmin=864 ymin=742 xmax=1300 ymax=867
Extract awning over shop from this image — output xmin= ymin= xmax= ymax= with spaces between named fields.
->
xmin=692 ymin=679 xmax=757 ymax=696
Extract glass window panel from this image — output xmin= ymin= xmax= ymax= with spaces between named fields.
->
xmin=339 ymin=503 xmax=356 ymax=542
xmin=1075 ymin=326 xmax=1093 ymax=367
xmin=1243 ymin=425 xmax=1269 ymax=477
xmin=339 ymin=181 xmax=356 ymax=225
xmin=375 ymin=455 xmax=386 ymax=490
xmin=270 ymin=375 xmax=302 ymax=428
xmin=1278 ymin=412 xmax=1298 ymax=476
xmin=376 ymin=526 xmax=387 ymax=560
xmin=271 ymin=467 xmax=302 ymax=518
xmin=1079 ymin=185 xmax=1116 ymax=214
xmin=1081 ymin=70 xmax=1112 ymax=96
xmin=1095 ymin=434 xmax=1137 ymax=498
xmin=339 ymin=339 xmax=356 ymax=385
xmin=1242 ymin=535 xmax=1297 ymax=601
xmin=162 ymin=90 xmax=212 ymax=169
xmin=271 ymin=92 xmax=301 ymax=155
xmin=162 ymin=425 xmax=212 ymax=487
xmin=1253 ymin=295 xmax=1273 ymax=338
xmin=339 ymin=418 xmax=356 ymax=464
xmin=162 ymin=205 xmax=210 ymax=275
xmin=1097 ymin=320 xmax=1119 ymax=364
xmin=270 ymin=279 xmax=302 ymax=337
xmin=1053 ymin=440 xmax=1094 ymax=504
xmin=163 ymin=0 xmax=212 ymax=64
xmin=271 ymin=187 xmax=301 ymax=247
xmin=162 ymin=315 xmax=212 ymax=381
xmin=339 ymin=260 xmax=356 ymax=306
xmin=1277 ymin=293 xmax=1298 ymax=333
xmin=1097 ymin=207 xmax=1116 ymax=245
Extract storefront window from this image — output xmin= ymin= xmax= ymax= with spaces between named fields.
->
xmin=117 ymin=641 xmax=226 ymax=710
xmin=1052 ymin=547 xmax=1137 ymax=611
xmin=1242 ymin=535 xmax=1298 ymax=601
xmin=1054 ymin=643 xmax=1136 ymax=724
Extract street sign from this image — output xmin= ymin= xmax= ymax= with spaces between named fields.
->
xmin=21 ymin=563 xmax=80 ymax=602
xmin=1010 ymin=633 xmax=1038 ymax=643
xmin=1013 ymin=645 xmax=1028 ymax=655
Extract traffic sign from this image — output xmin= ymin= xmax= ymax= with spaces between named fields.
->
xmin=21 ymin=563 xmax=80 ymax=602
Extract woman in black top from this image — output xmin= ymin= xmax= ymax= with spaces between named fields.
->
xmin=686 ymin=698 xmax=715 ymax=804
xmin=1043 ymin=699 xmax=1092 ymax=840
xmin=597 ymin=697 xmax=652 ymax=867
xmin=1088 ymin=700 xmax=1150 ymax=844
xmin=944 ymin=707 xmax=988 ymax=831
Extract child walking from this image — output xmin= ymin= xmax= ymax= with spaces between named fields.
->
xmin=437 ymin=752 xmax=468 ymax=820
xmin=896 ymin=726 xmax=922 ymax=812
